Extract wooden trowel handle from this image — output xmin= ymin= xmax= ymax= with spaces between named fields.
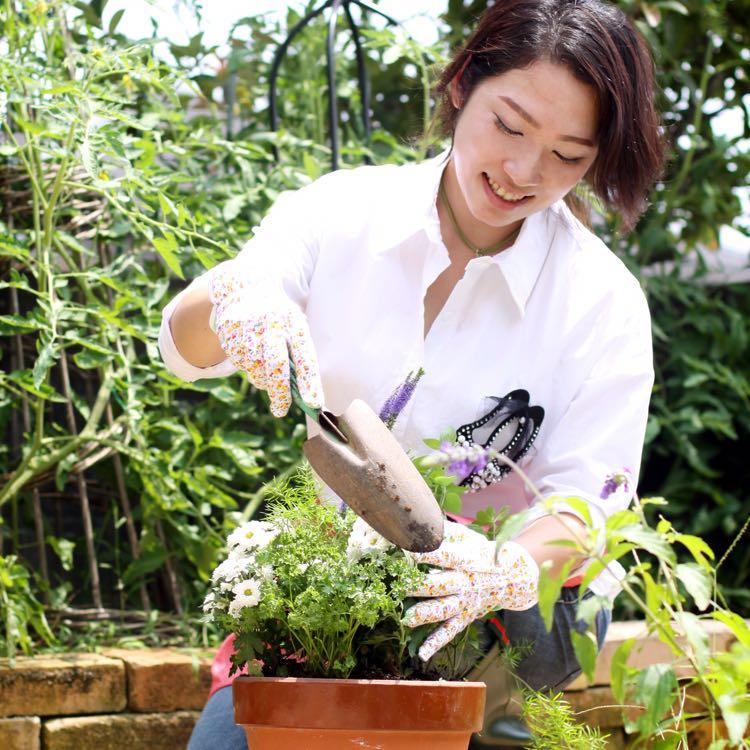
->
xmin=288 ymin=358 xmax=348 ymax=444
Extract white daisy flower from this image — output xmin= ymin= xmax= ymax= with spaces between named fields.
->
xmin=346 ymin=517 xmax=394 ymax=562
xmin=228 ymin=578 xmax=263 ymax=617
xmin=211 ymin=554 xmax=252 ymax=583
xmin=227 ymin=521 xmax=281 ymax=554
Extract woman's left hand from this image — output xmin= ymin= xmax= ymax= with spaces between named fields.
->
xmin=403 ymin=521 xmax=539 ymax=661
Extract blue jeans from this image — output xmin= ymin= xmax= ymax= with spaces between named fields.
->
xmin=187 ymin=587 xmax=611 ymax=750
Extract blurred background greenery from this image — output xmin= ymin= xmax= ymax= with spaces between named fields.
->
xmin=0 ymin=0 xmax=748 ymax=655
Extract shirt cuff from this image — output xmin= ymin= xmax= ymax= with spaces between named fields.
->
xmin=158 ymin=277 xmax=237 ymax=383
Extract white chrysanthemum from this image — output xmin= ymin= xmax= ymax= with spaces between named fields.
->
xmin=259 ymin=564 xmax=274 ymax=581
xmin=202 ymin=591 xmax=226 ymax=614
xmin=211 ymin=554 xmax=252 ymax=584
xmin=228 ymin=578 xmax=262 ymax=617
xmin=227 ymin=521 xmax=281 ymax=554
xmin=346 ymin=517 xmax=394 ymax=562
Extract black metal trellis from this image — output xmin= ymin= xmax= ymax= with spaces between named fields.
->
xmin=268 ymin=0 xmax=400 ymax=171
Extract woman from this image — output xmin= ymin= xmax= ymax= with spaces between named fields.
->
xmin=160 ymin=1 xmax=665 ymax=747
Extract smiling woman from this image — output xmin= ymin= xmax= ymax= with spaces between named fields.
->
xmin=160 ymin=2 xmax=668 ymax=749
xmin=434 ymin=0 xmax=665 ymax=244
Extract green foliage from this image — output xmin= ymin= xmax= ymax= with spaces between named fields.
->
xmin=0 ymin=0 xmax=326 ymax=642
xmin=522 ymin=690 xmax=609 ymax=749
xmin=0 ymin=553 xmax=55 ymax=663
xmin=524 ymin=487 xmax=750 ymax=748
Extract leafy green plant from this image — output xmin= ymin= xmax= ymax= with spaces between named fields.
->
xmin=204 ymin=463 xmax=486 ymax=680
xmin=0 ymin=553 xmax=55 ymax=663
xmin=0 ymin=0 xmax=324 ymax=636
xmin=522 ymin=690 xmax=609 ymax=750
xmin=425 ymin=442 xmax=750 ymax=747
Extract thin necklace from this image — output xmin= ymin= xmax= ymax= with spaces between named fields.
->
xmin=438 ymin=178 xmax=521 ymax=257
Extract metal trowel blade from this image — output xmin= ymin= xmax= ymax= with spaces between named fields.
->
xmin=303 ymin=399 xmax=444 ymax=552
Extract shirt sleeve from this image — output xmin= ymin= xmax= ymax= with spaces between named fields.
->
xmin=157 ymin=178 xmax=326 ymax=382
xmin=523 ymin=286 xmax=654 ymax=533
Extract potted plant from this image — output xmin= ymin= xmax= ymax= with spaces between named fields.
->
xmin=203 ymin=464 xmax=487 ymax=750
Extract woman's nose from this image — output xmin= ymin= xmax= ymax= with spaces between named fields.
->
xmin=503 ymin=152 xmax=542 ymax=190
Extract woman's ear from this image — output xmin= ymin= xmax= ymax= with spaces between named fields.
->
xmin=449 ymin=77 xmax=463 ymax=110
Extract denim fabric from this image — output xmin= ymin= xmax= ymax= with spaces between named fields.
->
xmin=498 ymin=586 xmax=612 ymax=692
xmin=187 ymin=684 xmax=247 ymax=750
xmin=186 ymin=588 xmax=611 ymax=750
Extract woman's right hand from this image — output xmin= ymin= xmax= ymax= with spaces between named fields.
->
xmin=208 ymin=265 xmax=324 ymax=417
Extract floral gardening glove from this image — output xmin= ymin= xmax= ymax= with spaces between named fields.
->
xmin=403 ymin=521 xmax=539 ymax=662
xmin=208 ymin=262 xmax=324 ymax=418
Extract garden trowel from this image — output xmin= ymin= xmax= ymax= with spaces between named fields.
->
xmin=289 ymin=363 xmax=444 ymax=553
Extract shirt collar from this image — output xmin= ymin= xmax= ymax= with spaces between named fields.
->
xmin=416 ymin=150 xmax=557 ymax=318
xmin=487 ymin=208 xmax=556 ymax=316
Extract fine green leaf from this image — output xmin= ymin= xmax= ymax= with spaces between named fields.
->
xmin=109 ymin=8 xmax=125 ymax=33
xmin=537 ymin=559 xmax=574 ymax=633
xmin=570 ymin=629 xmax=598 ymax=683
xmin=675 ymin=611 xmax=710 ymax=670
xmin=674 ymin=534 xmax=715 ymax=571
xmin=32 ymin=338 xmax=59 ymax=389
xmin=46 ymin=536 xmax=75 ymax=572
xmin=632 ymin=664 xmax=678 ymax=736
xmin=710 ymin=611 xmax=750 ymax=648
xmin=675 ymin=562 xmax=712 ymax=611
xmin=546 ymin=495 xmax=592 ymax=527
xmin=152 ymin=233 xmax=184 ymax=279
xmin=612 ymin=525 xmax=676 ymax=564
xmin=610 ymin=638 xmax=635 ymax=704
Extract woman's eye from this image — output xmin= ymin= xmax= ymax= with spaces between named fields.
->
xmin=555 ymin=152 xmax=584 ymax=165
xmin=494 ymin=115 xmax=521 ymax=136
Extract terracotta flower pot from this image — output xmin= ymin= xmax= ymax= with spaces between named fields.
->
xmin=233 ymin=675 xmax=486 ymax=750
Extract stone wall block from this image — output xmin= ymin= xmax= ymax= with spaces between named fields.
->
xmin=0 ymin=716 xmax=41 ymax=750
xmin=43 ymin=711 xmax=200 ymax=750
xmin=564 ymin=619 xmax=737 ymax=690
xmin=103 ymin=648 xmax=213 ymax=712
xmin=0 ymin=654 xmax=126 ymax=717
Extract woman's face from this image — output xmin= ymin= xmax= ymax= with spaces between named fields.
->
xmin=450 ymin=60 xmax=599 ymax=230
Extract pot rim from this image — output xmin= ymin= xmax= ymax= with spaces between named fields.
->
xmin=233 ymin=674 xmax=487 ymax=732
xmin=235 ymin=675 xmax=487 ymax=687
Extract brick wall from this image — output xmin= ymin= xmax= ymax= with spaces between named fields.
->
xmin=0 ymin=649 xmax=212 ymax=750
xmin=0 ymin=621 xmax=741 ymax=749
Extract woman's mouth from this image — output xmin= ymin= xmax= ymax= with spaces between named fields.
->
xmin=482 ymin=172 xmax=533 ymax=208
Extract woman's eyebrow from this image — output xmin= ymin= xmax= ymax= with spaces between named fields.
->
xmin=498 ymin=95 xmax=595 ymax=147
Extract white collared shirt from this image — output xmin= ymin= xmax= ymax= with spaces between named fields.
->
xmin=158 ymin=153 xmax=654 ymax=598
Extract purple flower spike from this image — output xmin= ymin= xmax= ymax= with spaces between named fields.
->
xmin=600 ymin=469 xmax=633 ymax=500
xmin=442 ymin=442 xmax=489 ymax=481
xmin=378 ymin=368 xmax=425 ymax=430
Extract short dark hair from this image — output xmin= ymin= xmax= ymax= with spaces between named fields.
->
xmin=435 ymin=0 xmax=666 ymax=232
